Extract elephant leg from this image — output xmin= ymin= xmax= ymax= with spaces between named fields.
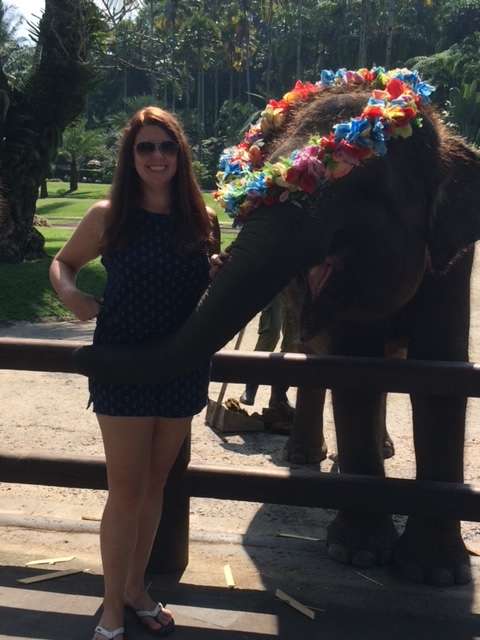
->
xmin=393 ymin=394 xmax=470 ymax=586
xmin=285 ymin=386 xmax=327 ymax=464
xmin=393 ymin=248 xmax=473 ymax=586
xmin=327 ymin=388 xmax=398 ymax=568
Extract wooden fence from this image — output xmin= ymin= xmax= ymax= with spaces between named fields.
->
xmin=2 ymin=337 xmax=480 ymax=572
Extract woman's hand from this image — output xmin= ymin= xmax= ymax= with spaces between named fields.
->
xmin=209 ymin=250 xmax=231 ymax=279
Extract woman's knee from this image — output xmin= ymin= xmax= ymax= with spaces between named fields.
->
xmin=106 ymin=471 xmax=149 ymax=511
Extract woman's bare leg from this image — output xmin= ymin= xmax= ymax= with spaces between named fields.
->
xmin=124 ymin=416 xmax=191 ymax=631
xmin=94 ymin=415 xmax=156 ymax=639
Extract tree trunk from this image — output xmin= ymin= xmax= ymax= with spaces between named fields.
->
xmin=296 ymin=0 xmax=303 ymax=79
xmin=357 ymin=0 xmax=369 ymax=68
xmin=385 ymin=0 xmax=395 ymax=68
xmin=40 ymin=178 xmax=49 ymax=199
xmin=214 ymin=67 xmax=219 ymax=131
xmin=265 ymin=0 xmax=273 ymax=95
xmin=0 ymin=0 xmax=98 ymax=263
xmin=69 ymin=154 xmax=78 ymax=193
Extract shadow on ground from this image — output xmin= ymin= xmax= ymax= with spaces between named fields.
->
xmin=1 ymin=556 xmax=480 ymax=639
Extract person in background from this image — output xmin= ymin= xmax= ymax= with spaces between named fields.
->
xmin=239 ymin=289 xmax=298 ymax=408
xmin=50 ymin=106 xmax=217 ymax=640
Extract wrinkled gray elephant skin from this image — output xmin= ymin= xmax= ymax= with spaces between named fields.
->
xmin=74 ymin=89 xmax=480 ymax=587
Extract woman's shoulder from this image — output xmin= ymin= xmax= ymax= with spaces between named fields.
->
xmin=84 ymin=199 xmax=111 ymax=231
xmin=89 ymin=199 xmax=111 ymax=216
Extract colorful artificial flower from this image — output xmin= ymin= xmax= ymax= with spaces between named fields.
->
xmin=215 ymin=66 xmax=435 ymax=221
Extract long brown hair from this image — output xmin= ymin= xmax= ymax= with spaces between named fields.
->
xmin=102 ymin=106 xmax=211 ymax=253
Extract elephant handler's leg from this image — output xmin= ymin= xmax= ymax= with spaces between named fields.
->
xmin=285 ymin=386 xmax=327 ymax=464
xmin=327 ymin=387 xmax=399 ymax=568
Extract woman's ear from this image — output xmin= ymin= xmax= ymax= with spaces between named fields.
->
xmin=428 ymin=140 xmax=480 ymax=272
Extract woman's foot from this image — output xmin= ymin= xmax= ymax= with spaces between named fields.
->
xmin=125 ymin=590 xmax=174 ymax=634
xmin=93 ymin=624 xmax=125 ymax=639
xmin=93 ymin=606 xmax=125 ymax=640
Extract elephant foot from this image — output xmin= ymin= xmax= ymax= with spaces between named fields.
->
xmin=327 ymin=511 xmax=399 ymax=568
xmin=284 ymin=436 xmax=328 ymax=464
xmin=393 ymin=519 xmax=471 ymax=586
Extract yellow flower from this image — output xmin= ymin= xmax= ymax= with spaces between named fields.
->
xmin=392 ymin=124 xmax=413 ymax=139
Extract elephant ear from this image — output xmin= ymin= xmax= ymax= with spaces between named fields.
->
xmin=428 ymin=137 xmax=480 ymax=272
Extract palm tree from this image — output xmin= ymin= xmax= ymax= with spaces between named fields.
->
xmin=61 ymin=120 xmax=104 ymax=192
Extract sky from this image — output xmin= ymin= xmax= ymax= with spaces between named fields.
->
xmin=10 ymin=1 xmax=106 ymax=40
xmin=9 ymin=0 xmax=43 ymax=39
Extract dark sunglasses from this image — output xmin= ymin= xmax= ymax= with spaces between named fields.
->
xmin=135 ymin=140 xmax=179 ymax=156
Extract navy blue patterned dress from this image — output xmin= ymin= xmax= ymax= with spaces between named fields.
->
xmin=89 ymin=208 xmax=211 ymax=417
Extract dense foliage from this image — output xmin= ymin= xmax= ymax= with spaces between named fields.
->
xmin=0 ymin=0 xmax=478 ymax=261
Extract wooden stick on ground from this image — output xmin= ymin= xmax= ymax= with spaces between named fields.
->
xmin=18 ymin=569 xmax=87 ymax=584
xmin=275 ymin=588 xmax=315 ymax=619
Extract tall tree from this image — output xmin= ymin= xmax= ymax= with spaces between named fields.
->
xmin=357 ymin=0 xmax=369 ymax=67
xmin=385 ymin=0 xmax=395 ymax=68
xmin=61 ymin=119 xmax=104 ymax=192
xmin=0 ymin=0 xmax=104 ymax=262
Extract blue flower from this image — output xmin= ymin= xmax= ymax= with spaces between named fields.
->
xmin=218 ymin=148 xmax=235 ymax=171
xmin=320 ymin=69 xmax=334 ymax=86
xmin=368 ymin=97 xmax=386 ymax=107
xmin=396 ymin=70 xmax=420 ymax=89
xmin=335 ymin=68 xmax=348 ymax=82
xmin=245 ymin=174 xmax=268 ymax=198
xmin=370 ymin=119 xmax=387 ymax=155
xmin=391 ymin=96 xmax=410 ymax=107
xmin=334 ymin=122 xmax=352 ymax=143
xmin=416 ymin=81 xmax=435 ymax=104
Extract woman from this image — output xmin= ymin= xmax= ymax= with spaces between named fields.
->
xmin=50 ymin=107 xmax=216 ymax=640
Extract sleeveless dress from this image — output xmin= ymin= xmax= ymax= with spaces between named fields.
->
xmin=88 ymin=207 xmax=211 ymax=417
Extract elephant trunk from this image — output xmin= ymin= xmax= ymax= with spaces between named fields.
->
xmin=73 ymin=202 xmax=323 ymax=383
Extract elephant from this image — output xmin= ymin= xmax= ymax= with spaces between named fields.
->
xmin=74 ymin=81 xmax=480 ymax=587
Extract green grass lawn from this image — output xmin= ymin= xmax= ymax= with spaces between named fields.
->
xmin=37 ymin=181 xmax=229 ymax=223
xmin=0 ymin=227 xmax=106 ymax=323
xmin=0 ymin=182 xmax=233 ymax=323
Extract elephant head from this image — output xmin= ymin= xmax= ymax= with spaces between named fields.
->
xmin=74 ymin=88 xmax=480 ymax=382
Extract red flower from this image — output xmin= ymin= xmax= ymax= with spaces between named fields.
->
xmin=362 ymin=105 xmax=384 ymax=119
xmin=298 ymin=173 xmax=318 ymax=193
xmin=339 ymin=140 xmax=372 ymax=161
xmin=320 ymin=133 xmax=337 ymax=152
xmin=286 ymin=166 xmax=301 ymax=185
xmin=267 ymin=98 xmax=289 ymax=110
xmin=386 ymin=78 xmax=405 ymax=99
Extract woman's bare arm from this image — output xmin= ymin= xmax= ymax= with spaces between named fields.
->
xmin=49 ymin=200 xmax=109 ymax=321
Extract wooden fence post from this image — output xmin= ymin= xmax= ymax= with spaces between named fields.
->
xmin=148 ymin=430 xmax=191 ymax=574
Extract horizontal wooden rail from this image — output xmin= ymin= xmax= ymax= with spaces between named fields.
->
xmin=1 ymin=451 xmax=480 ymax=521
xmin=1 ymin=337 xmax=480 ymax=395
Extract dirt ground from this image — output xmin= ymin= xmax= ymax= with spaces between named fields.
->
xmin=2 ymin=250 xmax=480 ymax=566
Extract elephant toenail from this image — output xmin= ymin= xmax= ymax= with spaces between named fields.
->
xmin=352 ymin=550 xmax=376 ymax=568
xmin=327 ymin=543 xmax=350 ymax=564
